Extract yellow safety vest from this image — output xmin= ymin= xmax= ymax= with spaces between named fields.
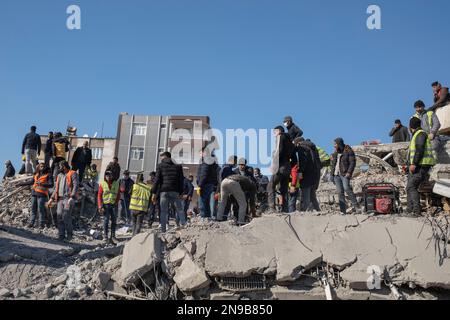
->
xmin=54 ymin=142 xmax=66 ymax=158
xmin=101 ymin=180 xmax=119 ymax=205
xmin=412 ymin=112 xmax=433 ymax=131
xmin=409 ymin=130 xmax=436 ymax=166
xmin=129 ymin=183 xmax=152 ymax=212
xmin=317 ymin=147 xmax=330 ymax=162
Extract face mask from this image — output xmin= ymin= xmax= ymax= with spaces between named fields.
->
xmin=284 ymin=122 xmax=289 ymax=127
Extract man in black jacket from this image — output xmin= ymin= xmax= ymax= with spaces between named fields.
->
xmin=389 ymin=120 xmax=410 ymax=143
xmin=3 ymin=160 xmax=15 ymax=180
xmin=118 ymin=170 xmax=134 ymax=224
xmin=71 ymin=141 xmax=92 ymax=182
xmin=268 ymin=126 xmax=293 ymax=212
xmin=44 ymin=132 xmax=54 ymax=168
xmin=196 ymin=148 xmax=219 ymax=218
xmin=406 ymin=117 xmax=436 ymax=215
xmin=182 ymin=174 xmax=194 ymax=216
xmin=21 ymin=126 xmax=41 ymax=174
xmin=284 ymin=116 xmax=303 ymax=141
xmin=152 ymin=152 xmax=186 ymax=232
xmin=330 ymin=137 xmax=360 ymax=215
xmin=106 ymin=157 xmax=121 ymax=182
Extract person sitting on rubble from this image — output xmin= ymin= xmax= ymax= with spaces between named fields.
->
xmin=406 ymin=117 xmax=436 ymax=216
xmin=129 ymin=173 xmax=152 ymax=236
xmin=429 ymin=81 xmax=450 ymax=112
xmin=50 ymin=161 xmax=78 ymax=242
xmin=268 ymin=126 xmax=293 ymax=213
xmin=3 ymin=160 xmax=16 ymax=180
xmin=389 ymin=119 xmax=410 ymax=143
xmin=28 ymin=163 xmax=53 ymax=229
xmin=216 ymin=174 xmax=257 ymax=225
xmin=330 ymin=138 xmax=362 ymax=215
xmin=413 ymin=100 xmax=442 ymax=155
xmin=98 ymin=170 xmax=120 ymax=244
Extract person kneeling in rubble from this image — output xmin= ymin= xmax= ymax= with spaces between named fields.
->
xmin=98 ymin=171 xmax=120 ymax=244
xmin=406 ymin=117 xmax=436 ymax=216
xmin=216 ymin=174 xmax=256 ymax=225
xmin=50 ymin=161 xmax=78 ymax=242
xmin=29 ymin=163 xmax=53 ymax=229
xmin=129 ymin=173 xmax=152 ymax=236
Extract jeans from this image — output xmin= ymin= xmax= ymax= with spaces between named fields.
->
xmin=288 ymin=189 xmax=299 ymax=213
xmin=210 ymin=191 xmax=218 ymax=219
xmin=103 ymin=204 xmax=117 ymax=238
xmin=406 ymin=167 xmax=430 ymax=214
xmin=334 ymin=175 xmax=358 ymax=214
xmin=267 ymin=165 xmax=290 ymax=213
xmin=119 ymin=196 xmax=131 ymax=224
xmin=25 ymin=149 xmax=37 ymax=174
xmin=199 ymin=183 xmax=214 ymax=218
xmin=160 ymin=192 xmax=186 ymax=233
xmin=30 ymin=196 xmax=47 ymax=227
xmin=300 ymin=186 xmax=321 ymax=212
xmin=44 ymin=153 xmax=52 ymax=168
xmin=56 ymin=198 xmax=74 ymax=240
xmin=131 ymin=210 xmax=145 ymax=236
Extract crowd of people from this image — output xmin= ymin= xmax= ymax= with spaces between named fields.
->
xmin=1 ymin=80 xmax=449 ymax=243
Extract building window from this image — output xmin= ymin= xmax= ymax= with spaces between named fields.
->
xmin=130 ymin=148 xmax=144 ymax=160
xmin=92 ymin=148 xmax=103 ymax=160
xmin=133 ymin=123 xmax=147 ymax=136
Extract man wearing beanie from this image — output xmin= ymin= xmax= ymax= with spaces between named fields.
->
xmin=406 ymin=117 xmax=436 ymax=216
xmin=330 ymin=137 xmax=361 ymax=215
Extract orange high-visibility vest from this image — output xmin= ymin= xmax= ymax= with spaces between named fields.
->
xmin=33 ymin=174 xmax=49 ymax=196
xmin=54 ymin=170 xmax=76 ymax=198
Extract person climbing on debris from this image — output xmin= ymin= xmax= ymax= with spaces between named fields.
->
xmin=129 ymin=173 xmax=152 ymax=236
xmin=217 ymin=174 xmax=256 ymax=225
xmin=268 ymin=126 xmax=293 ymax=213
xmin=51 ymin=161 xmax=78 ymax=242
xmin=28 ymin=163 xmax=53 ymax=229
xmin=152 ymin=152 xmax=186 ymax=233
xmin=413 ymin=100 xmax=442 ymax=155
xmin=3 ymin=160 xmax=15 ymax=180
xmin=330 ymin=137 xmax=361 ymax=215
xmin=406 ymin=117 xmax=436 ymax=216
xmin=429 ymin=81 xmax=450 ymax=112
xmin=389 ymin=119 xmax=410 ymax=143
xmin=98 ymin=170 xmax=120 ymax=244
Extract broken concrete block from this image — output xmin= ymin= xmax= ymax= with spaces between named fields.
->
xmin=184 ymin=241 xmax=197 ymax=255
xmin=104 ymin=255 xmax=122 ymax=271
xmin=97 ymin=272 xmax=111 ymax=291
xmin=12 ymin=288 xmax=23 ymax=298
xmin=173 ymin=254 xmax=211 ymax=293
xmin=52 ymin=274 xmax=68 ymax=287
xmin=45 ymin=286 xmax=54 ymax=299
xmin=169 ymin=245 xmax=187 ymax=267
xmin=104 ymin=280 xmax=127 ymax=295
xmin=210 ymin=292 xmax=240 ymax=300
xmin=120 ymin=231 xmax=161 ymax=286
xmin=0 ymin=288 xmax=11 ymax=298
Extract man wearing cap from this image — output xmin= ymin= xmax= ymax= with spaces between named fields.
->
xmin=3 ymin=160 xmax=15 ymax=180
xmin=268 ymin=126 xmax=293 ymax=212
xmin=413 ymin=100 xmax=441 ymax=154
xmin=118 ymin=170 xmax=134 ymax=225
xmin=283 ymin=116 xmax=303 ymax=142
xmin=406 ymin=117 xmax=436 ymax=216
xmin=389 ymin=120 xmax=410 ymax=143
xmin=330 ymin=137 xmax=361 ymax=215
xmin=234 ymin=158 xmax=257 ymax=184
xmin=98 ymin=170 xmax=121 ymax=243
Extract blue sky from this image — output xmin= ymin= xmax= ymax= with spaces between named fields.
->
xmin=1 ymin=0 xmax=449 ymax=175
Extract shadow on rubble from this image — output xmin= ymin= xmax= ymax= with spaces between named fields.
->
xmin=0 ymin=225 xmax=98 ymax=269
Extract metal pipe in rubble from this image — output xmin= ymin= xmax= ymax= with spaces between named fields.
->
xmin=382 ymin=152 xmax=393 ymax=162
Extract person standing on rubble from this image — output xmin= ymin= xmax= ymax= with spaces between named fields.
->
xmin=21 ymin=125 xmax=41 ymax=175
xmin=406 ymin=117 xmax=436 ymax=216
xmin=413 ymin=100 xmax=441 ymax=154
xmin=118 ymin=170 xmax=134 ymax=225
xmin=268 ymin=126 xmax=293 ymax=213
xmin=146 ymin=171 xmax=159 ymax=225
xmin=98 ymin=171 xmax=120 ymax=244
xmin=51 ymin=161 xmax=78 ymax=241
xmin=44 ymin=132 xmax=54 ymax=168
xmin=182 ymin=174 xmax=194 ymax=216
xmin=196 ymin=148 xmax=219 ymax=219
xmin=217 ymin=174 xmax=256 ymax=225
xmin=29 ymin=163 xmax=53 ymax=229
xmin=71 ymin=141 xmax=92 ymax=183
xmin=106 ymin=157 xmax=121 ymax=182
xmin=152 ymin=152 xmax=186 ymax=232
xmin=254 ymin=168 xmax=269 ymax=212
xmin=429 ymin=81 xmax=450 ymax=112
xmin=283 ymin=116 xmax=303 ymax=141
xmin=52 ymin=132 xmax=70 ymax=178
xmin=3 ymin=160 xmax=15 ymax=180
xmin=389 ymin=120 xmax=410 ymax=143
xmin=330 ymin=138 xmax=361 ymax=215
xmin=129 ymin=173 xmax=152 ymax=236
